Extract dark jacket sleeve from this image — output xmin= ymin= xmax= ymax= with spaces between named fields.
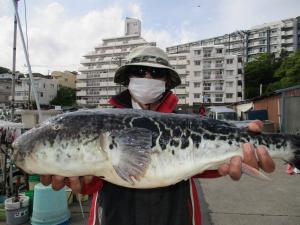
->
xmin=81 ymin=176 xmax=104 ymax=195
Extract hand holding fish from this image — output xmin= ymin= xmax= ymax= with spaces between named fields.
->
xmin=218 ymin=120 xmax=275 ymax=180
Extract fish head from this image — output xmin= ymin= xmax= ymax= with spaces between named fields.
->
xmin=12 ymin=116 xmax=72 ymax=170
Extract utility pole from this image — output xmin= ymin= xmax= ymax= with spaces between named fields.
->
xmin=10 ymin=0 xmax=19 ymax=121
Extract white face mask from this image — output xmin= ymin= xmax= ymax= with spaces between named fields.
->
xmin=128 ymin=78 xmax=166 ymax=104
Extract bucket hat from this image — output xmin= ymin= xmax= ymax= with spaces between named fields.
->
xmin=114 ymin=46 xmax=181 ymax=89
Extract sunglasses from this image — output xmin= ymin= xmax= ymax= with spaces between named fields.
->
xmin=127 ymin=66 xmax=168 ymax=79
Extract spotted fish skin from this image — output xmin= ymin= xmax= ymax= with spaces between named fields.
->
xmin=12 ymin=108 xmax=300 ymax=188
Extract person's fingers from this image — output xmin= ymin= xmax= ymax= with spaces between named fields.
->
xmin=218 ymin=163 xmax=230 ymax=176
xmin=40 ymin=175 xmax=52 ymax=186
xmin=242 ymin=143 xmax=259 ymax=169
xmin=228 ymin=156 xmax=242 ymax=180
xmin=52 ymin=175 xmax=66 ymax=191
xmin=69 ymin=177 xmax=82 ymax=193
xmin=248 ymin=120 xmax=263 ymax=133
xmin=256 ymin=146 xmax=276 ymax=173
xmin=83 ymin=176 xmax=94 ymax=184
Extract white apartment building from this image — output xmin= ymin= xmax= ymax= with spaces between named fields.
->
xmin=188 ymin=45 xmax=243 ymax=105
xmin=77 ymin=17 xmax=155 ymax=107
xmin=168 ymin=45 xmax=243 ymax=107
xmin=12 ymin=75 xmax=58 ymax=106
xmin=167 ymin=16 xmax=300 ymax=62
xmin=247 ymin=17 xmax=300 ymax=61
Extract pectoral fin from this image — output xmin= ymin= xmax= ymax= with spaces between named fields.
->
xmin=110 ymin=128 xmax=152 ymax=185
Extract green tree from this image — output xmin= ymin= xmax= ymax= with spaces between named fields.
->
xmin=50 ymin=86 xmax=76 ymax=106
xmin=244 ymin=53 xmax=281 ymax=98
xmin=266 ymin=50 xmax=300 ymax=92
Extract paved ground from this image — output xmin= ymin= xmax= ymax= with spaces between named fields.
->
xmin=1 ymin=159 xmax=299 ymax=225
xmin=198 ymin=159 xmax=300 ymax=225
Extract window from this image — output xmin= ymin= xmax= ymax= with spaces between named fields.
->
xmin=216 ymin=48 xmax=223 ymax=54
xmin=226 ymin=70 xmax=234 ymax=76
xmin=40 ymin=92 xmax=44 ymax=97
xmin=176 ymin=65 xmax=186 ymax=69
xmin=226 ymin=93 xmax=233 ymax=98
xmin=259 ymin=40 xmax=266 ymax=45
xmin=203 ymin=49 xmax=212 ymax=57
xmin=226 ymin=82 xmax=234 ymax=87
xmin=178 ymin=56 xmax=186 ymax=60
xmin=271 ymin=29 xmax=277 ymax=33
xmin=194 ymin=93 xmax=201 ymax=98
xmin=50 ymin=84 xmax=55 ymax=88
xmin=194 ymin=50 xmax=201 ymax=55
xmin=203 ymin=61 xmax=211 ymax=68
xmin=215 ymin=69 xmax=223 ymax=75
xmin=203 ymin=82 xmax=211 ymax=90
xmin=215 ymin=94 xmax=223 ymax=102
xmin=215 ymin=60 xmax=223 ymax=68
xmin=203 ymin=70 xmax=211 ymax=79
xmin=259 ymin=47 xmax=266 ymax=52
xmin=194 ymin=82 xmax=201 ymax=88
xmin=259 ymin=32 xmax=266 ymax=37
xmin=194 ymin=71 xmax=201 ymax=77
xmin=194 ymin=60 xmax=201 ymax=66
xmin=226 ymin=59 xmax=233 ymax=64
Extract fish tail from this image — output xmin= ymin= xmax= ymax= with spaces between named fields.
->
xmin=287 ymin=134 xmax=300 ymax=170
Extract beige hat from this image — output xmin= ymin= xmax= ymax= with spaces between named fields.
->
xmin=114 ymin=46 xmax=181 ymax=89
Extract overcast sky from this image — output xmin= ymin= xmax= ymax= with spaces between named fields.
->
xmin=1 ymin=0 xmax=300 ymax=74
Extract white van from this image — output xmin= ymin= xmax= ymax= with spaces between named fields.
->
xmin=206 ymin=106 xmax=237 ymax=120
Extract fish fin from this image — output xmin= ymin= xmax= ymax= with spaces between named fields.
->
xmin=241 ymin=163 xmax=271 ymax=181
xmin=111 ymin=128 xmax=152 ymax=185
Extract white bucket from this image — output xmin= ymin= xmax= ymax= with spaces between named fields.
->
xmin=5 ymin=195 xmax=29 ymax=225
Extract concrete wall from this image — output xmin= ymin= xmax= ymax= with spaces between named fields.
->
xmin=283 ymin=96 xmax=300 ymax=133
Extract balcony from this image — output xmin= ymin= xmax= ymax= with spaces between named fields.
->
xmin=76 ymin=99 xmax=87 ymax=105
xmin=76 ymin=90 xmax=87 ymax=97
xmin=215 ymin=75 xmax=223 ymax=79
xmin=76 ymin=82 xmax=87 ymax=88
xmin=214 ymin=87 xmax=223 ymax=91
xmin=77 ymin=74 xmax=87 ymax=79
xmin=281 ymin=30 xmax=294 ymax=36
xmin=175 ymin=89 xmax=186 ymax=95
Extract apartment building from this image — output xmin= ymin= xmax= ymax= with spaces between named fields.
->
xmin=77 ymin=17 xmax=155 ymax=107
xmin=189 ymin=45 xmax=243 ymax=105
xmin=51 ymin=71 xmax=76 ymax=89
xmin=167 ymin=16 xmax=299 ymax=108
xmin=12 ymin=74 xmax=58 ymax=106
xmin=168 ymin=53 xmax=190 ymax=105
xmin=247 ymin=17 xmax=300 ymax=61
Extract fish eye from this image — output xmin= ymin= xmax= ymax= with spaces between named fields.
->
xmin=52 ymin=124 xmax=62 ymax=130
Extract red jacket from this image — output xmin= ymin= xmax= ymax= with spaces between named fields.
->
xmin=81 ymin=90 xmax=221 ymax=225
